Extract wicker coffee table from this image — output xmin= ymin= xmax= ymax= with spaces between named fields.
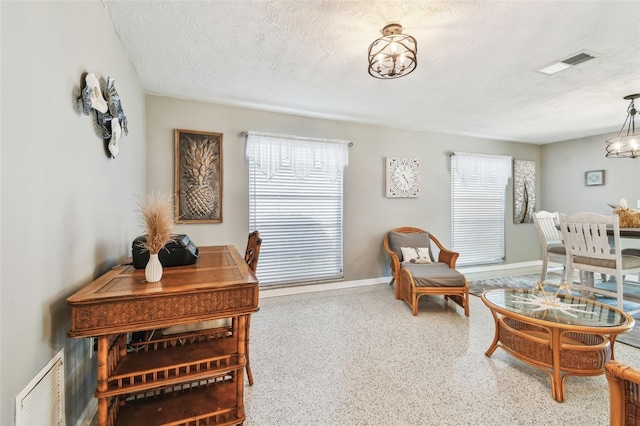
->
xmin=481 ymin=288 xmax=634 ymax=402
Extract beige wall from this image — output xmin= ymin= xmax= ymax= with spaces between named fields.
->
xmin=147 ymin=95 xmax=543 ymax=281
xmin=541 ymin=133 xmax=640 ymax=216
xmin=1 ymin=2 xmax=146 ymax=425
xmin=8 ymin=3 xmax=628 ymax=424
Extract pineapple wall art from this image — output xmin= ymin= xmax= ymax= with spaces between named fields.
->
xmin=174 ymin=129 xmax=223 ymax=223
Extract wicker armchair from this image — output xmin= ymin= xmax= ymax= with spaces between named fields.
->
xmin=383 ymin=227 xmax=459 ymax=289
xmin=383 ymin=227 xmax=469 ymax=316
xmin=605 ymin=360 xmax=640 ymax=425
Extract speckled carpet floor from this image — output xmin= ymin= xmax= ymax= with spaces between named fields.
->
xmin=467 ymin=272 xmax=640 ymax=349
xmin=243 ymin=283 xmax=640 ymax=425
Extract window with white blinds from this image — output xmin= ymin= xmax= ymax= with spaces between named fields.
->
xmin=450 ymin=153 xmax=512 ymax=266
xmin=246 ymin=132 xmax=349 ymax=286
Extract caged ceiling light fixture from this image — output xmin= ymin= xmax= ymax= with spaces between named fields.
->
xmin=368 ymin=23 xmax=417 ymax=79
xmin=606 ymin=94 xmax=640 ymax=158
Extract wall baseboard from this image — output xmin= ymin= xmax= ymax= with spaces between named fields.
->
xmin=259 ymin=276 xmax=390 ymax=299
xmin=259 ymin=260 xmax=543 ymax=299
xmin=457 ymin=260 xmax=541 ymax=274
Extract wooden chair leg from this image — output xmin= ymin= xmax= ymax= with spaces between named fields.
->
xmin=463 ymin=287 xmax=470 ymax=317
xmin=541 ymin=255 xmax=548 ymax=281
xmin=412 ymin=291 xmax=419 ymax=316
xmin=245 ymin=314 xmax=254 ymax=386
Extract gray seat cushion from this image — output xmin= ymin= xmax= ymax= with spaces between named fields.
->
xmin=547 ymin=244 xmax=566 ymax=255
xmin=622 ymin=248 xmax=640 ymax=257
xmin=573 ymin=254 xmax=640 ymax=269
xmin=388 ymin=231 xmax=434 ymax=262
xmin=402 ymin=262 xmax=466 ymax=288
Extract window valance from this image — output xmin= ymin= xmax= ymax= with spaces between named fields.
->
xmin=451 ymin=152 xmax=512 ymax=187
xmin=244 ymin=131 xmax=350 ymax=182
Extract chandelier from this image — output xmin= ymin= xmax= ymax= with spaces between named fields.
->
xmin=606 ymin=94 xmax=640 ymax=158
xmin=368 ymin=24 xmax=417 ymax=79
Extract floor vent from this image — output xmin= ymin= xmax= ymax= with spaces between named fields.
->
xmin=15 ymin=348 xmax=65 ymax=426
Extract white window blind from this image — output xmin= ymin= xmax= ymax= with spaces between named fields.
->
xmin=246 ymin=132 xmax=349 ymax=286
xmin=451 ymin=152 xmax=512 ymax=266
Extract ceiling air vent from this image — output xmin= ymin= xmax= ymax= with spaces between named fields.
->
xmin=562 ymin=53 xmax=595 ymax=66
xmin=538 ymin=52 xmax=595 ymax=75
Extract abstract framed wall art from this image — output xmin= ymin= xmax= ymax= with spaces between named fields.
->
xmin=174 ymin=129 xmax=223 ymax=223
xmin=585 ymin=170 xmax=605 ymax=186
xmin=513 ymin=159 xmax=536 ymax=224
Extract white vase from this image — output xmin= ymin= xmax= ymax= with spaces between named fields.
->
xmin=145 ymin=253 xmax=163 ymax=282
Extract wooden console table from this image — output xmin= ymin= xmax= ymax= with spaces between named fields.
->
xmin=68 ymin=245 xmax=258 ymax=426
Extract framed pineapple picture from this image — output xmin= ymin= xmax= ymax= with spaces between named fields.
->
xmin=174 ymin=129 xmax=223 ymax=223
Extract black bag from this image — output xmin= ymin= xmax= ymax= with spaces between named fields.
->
xmin=132 ymin=234 xmax=199 ymax=269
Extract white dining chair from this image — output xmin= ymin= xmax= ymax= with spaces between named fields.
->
xmin=533 ymin=211 xmax=567 ymax=282
xmin=559 ymin=212 xmax=640 ymax=309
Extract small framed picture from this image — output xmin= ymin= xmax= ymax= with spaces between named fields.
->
xmin=585 ymin=170 xmax=605 ymax=186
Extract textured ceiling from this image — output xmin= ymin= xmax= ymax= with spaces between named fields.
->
xmin=101 ymin=0 xmax=640 ymax=144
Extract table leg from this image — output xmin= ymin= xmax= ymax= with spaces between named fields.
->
xmin=485 ymin=310 xmax=501 ymax=357
xmin=551 ymin=328 xmax=566 ymax=402
xmin=236 ymin=315 xmax=246 ymax=419
xmin=245 ymin=314 xmax=254 ymax=386
xmin=97 ymin=335 xmax=109 ymax=426
xmin=609 ymin=335 xmax=618 ymax=360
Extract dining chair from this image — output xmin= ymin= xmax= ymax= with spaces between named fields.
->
xmin=532 ymin=211 xmax=566 ymax=282
xmin=240 ymin=230 xmax=261 ymax=386
xmin=559 ymin=212 xmax=640 ymax=309
xmin=161 ymin=230 xmax=262 ymax=385
xmin=605 ymin=360 xmax=640 ymax=425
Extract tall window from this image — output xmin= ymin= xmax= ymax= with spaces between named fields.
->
xmin=245 ymin=132 xmax=350 ymax=287
xmin=450 ymin=152 xmax=512 ymax=266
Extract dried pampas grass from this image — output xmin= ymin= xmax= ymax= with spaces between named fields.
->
xmin=138 ymin=193 xmax=175 ymax=254
xmin=614 ymin=207 xmax=640 ymax=228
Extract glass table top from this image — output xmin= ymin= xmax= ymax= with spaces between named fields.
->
xmin=482 ymin=288 xmax=630 ymax=327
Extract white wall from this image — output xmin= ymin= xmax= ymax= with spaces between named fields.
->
xmin=0 ymin=2 xmax=146 ymax=425
xmin=146 ymin=96 xmax=543 ymax=280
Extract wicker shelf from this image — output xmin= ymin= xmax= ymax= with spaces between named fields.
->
xmin=499 ymin=317 xmax=611 ymax=372
xmin=110 ymin=379 xmax=244 ymax=426
xmin=98 ymin=334 xmax=243 ymax=398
